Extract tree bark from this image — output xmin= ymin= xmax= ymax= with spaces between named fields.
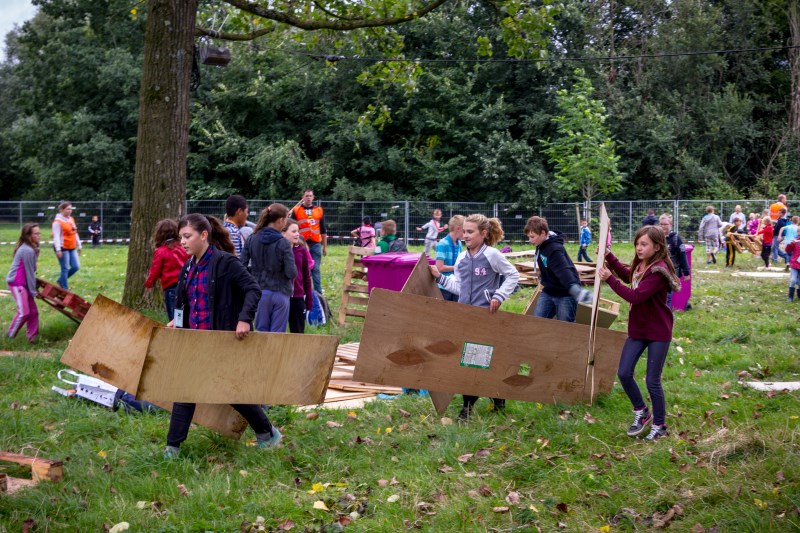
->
xmin=789 ymin=1 xmax=800 ymax=149
xmin=122 ymin=0 xmax=197 ymax=308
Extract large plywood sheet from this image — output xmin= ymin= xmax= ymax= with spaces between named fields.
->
xmin=137 ymin=328 xmax=338 ymax=404
xmin=61 ymin=294 xmax=247 ymax=439
xmin=354 ymin=289 xmax=626 ymax=404
xmin=61 ymin=294 xmax=158 ymax=394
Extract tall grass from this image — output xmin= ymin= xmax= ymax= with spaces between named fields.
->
xmin=0 ymin=243 xmax=798 ymax=531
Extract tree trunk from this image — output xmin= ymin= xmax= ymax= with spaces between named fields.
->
xmin=789 ymin=1 xmax=800 ymax=151
xmin=122 ymin=0 xmax=197 ymax=308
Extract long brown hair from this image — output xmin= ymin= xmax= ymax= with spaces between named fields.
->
xmin=14 ymin=223 xmax=40 ymax=256
xmin=151 ymin=219 xmax=180 ymax=248
xmin=255 ymin=203 xmax=290 ymax=233
xmin=178 ymin=214 xmax=235 ymax=254
xmin=631 ymin=225 xmax=680 ymax=290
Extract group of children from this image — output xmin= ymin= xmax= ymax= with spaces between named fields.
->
xmin=8 ymin=201 xmax=797 ymax=456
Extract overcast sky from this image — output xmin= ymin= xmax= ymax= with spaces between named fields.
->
xmin=1 ymin=0 xmax=37 ymax=62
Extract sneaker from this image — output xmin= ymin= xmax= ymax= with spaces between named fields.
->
xmin=458 ymin=404 xmax=473 ymax=421
xmin=706 ymin=260 xmax=712 ymax=265
xmin=490 ymin=398 xmax=506 ymax=412
xmin=163 ymin=446 xmax=180 ymax=459
xmin=711 ymin=254 xmax=717 ymax=264
xmin=257 ymin=427 xmax=282 ymax=449
xmin=644 ymin=424 xmax=668 ymax=442
xmin=626 ymin=408 xmax=652 ymax=437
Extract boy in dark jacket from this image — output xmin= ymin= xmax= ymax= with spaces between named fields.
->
xmin=524 ymin=216 xmax=592 ymax=323
xmin=658 ymin=214 xmax=691 ymax=309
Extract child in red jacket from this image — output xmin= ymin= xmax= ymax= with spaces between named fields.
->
xmin=598 ymin=225 xmax=681 ymax=442
xmin=144 ymin=219 xmax=189 ymax=321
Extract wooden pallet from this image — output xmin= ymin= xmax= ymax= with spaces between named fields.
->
xmin=36 ymin=278 xmax=91 ymax=323
xmin=0 ymin=452 xmax=63 ymax=494
xmin=337 ymin=246 xmax=374 ymax=325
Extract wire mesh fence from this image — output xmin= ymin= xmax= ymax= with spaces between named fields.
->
xmin=0 ymin=198 xmax=786 ymax=245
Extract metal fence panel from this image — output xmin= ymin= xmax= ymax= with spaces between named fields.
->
xmin=0 ymin=198 xmax=789 ymax=244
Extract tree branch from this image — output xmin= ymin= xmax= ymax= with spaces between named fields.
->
xmin=223 ymin=0 xmax=452 ymax=32
xmin=195 ymin=26 xmax=276 ymax=41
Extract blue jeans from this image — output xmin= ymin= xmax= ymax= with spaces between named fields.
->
xmin=308 ymin=241 xmax=323 ymax=294
xmin=534 ymin=291 xmax=577 ymax=323
xmin=617 ymin=338 xmax=670 ymax=426
xmin=255 ymin=289 xmax=290 ymax=333
xmin=163 ymin=285 xmax=177 ymax=321
xmin=57 ymin=249 xmax=80 ymax=290
xmin=772 ymin=240 xmax=788 ymax=263
xmin=577 ymin=246 xmax=591 ymax=262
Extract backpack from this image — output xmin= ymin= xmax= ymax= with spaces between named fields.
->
xmin=388 ymin=237 xmax=408 ymax=252
xmin=306 ymin=291 xmax=331 ymax=327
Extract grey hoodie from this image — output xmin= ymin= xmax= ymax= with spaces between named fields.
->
xmin=6 ymin=244 xmax=38 ymax=296
xmin=241 ymin=227 xmax=297 ymax=296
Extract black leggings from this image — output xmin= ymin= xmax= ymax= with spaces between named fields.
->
xmin=167 ymin=403 xmax=273 ymax=448
xmin=288 ymin=297 xmax=306 ymax=333
xmin=761 ymin=244 xmax=771 ymax=267
xmin=617 ymin=338 xmax=670 ymax=426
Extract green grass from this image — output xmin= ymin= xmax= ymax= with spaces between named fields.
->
xmin=0 ymin=243 xmax=798 ymax=531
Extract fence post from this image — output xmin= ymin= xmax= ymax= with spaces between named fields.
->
xmin=404 ymin=200 xmax=410 ymax=242
xmin=628 ymin=202 xmax=633 ymax=242
xmin=673 ymin=200 xmax=678 ymax=235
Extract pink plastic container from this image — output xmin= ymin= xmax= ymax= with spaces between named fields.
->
xmin=671 ymin=244 xmax=693 ymax=311
xmin=361 ymin=252 xmax=433 ymax=293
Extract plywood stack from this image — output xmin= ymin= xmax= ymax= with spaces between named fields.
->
xmin=337 ymin=246 xmax=374 ymax=325
xmin=305 ymin=342 xmax=402 ymax=409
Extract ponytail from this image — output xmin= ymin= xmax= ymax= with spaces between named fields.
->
xmin=465 ymin=214 xmax=504 ymax=246
xmin=255 ymin=203 xmax=290 ymax=233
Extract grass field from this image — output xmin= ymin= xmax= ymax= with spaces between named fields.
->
xmin=0 ymin=242 xmax=798 ymax=531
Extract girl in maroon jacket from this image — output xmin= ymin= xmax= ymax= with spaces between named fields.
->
xmin=598 ymin=225 xmax=681 ymax=442
xmin=283 ymin=219 xmax=313 ymax=333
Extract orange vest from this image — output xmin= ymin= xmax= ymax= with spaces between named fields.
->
xmin=769 ymin=202 xmax=786 ymax=221
xmin=294 ymin=205 xmax=324 ymax=243
xmin=54 ymin=217 xmax=78 ymax=250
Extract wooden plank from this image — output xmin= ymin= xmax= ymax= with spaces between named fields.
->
xmin=60 ymin=295 xmax=248 ymax=439
xmin=585 ymin=203 xmax=610 ymax=399
xmin=0 ymin=452 xmax=63 ymax=482
xmin=137 ymin=328 xmax=338 ymax=404
xmin=345 ymin=284 xmax=370 ymax=294
xmin=347 ymin=295 xmax=370 ymax=306
xmin=61 ymin=294 xmax=158 ymax=394
xmin=354 ymin=289 xmax=626 ymax=403
xmin=327 ymin=380 xmax=403 ymax=394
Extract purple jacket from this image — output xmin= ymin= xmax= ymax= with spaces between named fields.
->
xmin=605 ymin=253 xmax=679 ymax=342
xmin=292 ymin=245 xmax=313 ymax=310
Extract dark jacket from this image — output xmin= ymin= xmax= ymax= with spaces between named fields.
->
xmin=642 ymin=214 xmax=659 ymax=226
xmin=241 ymin=227 xmax=297 ymax=296
xmin=175 ymin=246 xmax=261 ymax=331
xmin=535 ymin=231 xmax=581 ymax=297
xmin=666 ymin=231 xmax=690 ymax=278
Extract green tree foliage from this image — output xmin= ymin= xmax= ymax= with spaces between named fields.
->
xmin=540 ymin=68 xmax=623 ymax=206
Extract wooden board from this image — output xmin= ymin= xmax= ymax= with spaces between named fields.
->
xmin=354 ymin=289 xmax=626 ymax=403
xmin=61 ymin=294 xmax=158 ymax=394
xmin=60 ymin=294 xmax=248 ymax=439
xmin=399 ymin=256 xmax=457 ymax=414
xmin=585 ymin=204 xmax=610 ymax=399
xmin=137 ymin=328 xmax=338 ymax=404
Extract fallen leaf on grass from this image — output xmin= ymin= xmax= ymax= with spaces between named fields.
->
xmin=313 ymin=501 xmax=329 ymax=511
xmin=326 ymin=421 xmax=343 ymax=428
xmin=277 ymin=519 xmax=295 ymax=530
xmin=177 ymin=484 xmax=189 ymax=496
xmin=438 ymin=465 xmax=454 ymax=473
xmin=387 ymin=494 xmax=400 ymax=503
xmin=652 ymin=503 xmax=683 ymax=528
xmin=399 ymin=409 xmax=411 ymax=418
xmin=776 ymin=470 xmax=785 ymax=483
xmin=467 ymin=490 xmax=480 ymax=499
xmin=475 ymin=448 xmax=491 ymax=458
xmin=440 ymin=417 xmax=453 ymax=426
xmin=694 ymin=369 xmax=702 ymax=378
xmin=377 ymin=479 xmax=389 ymax=487
xmin=108 ymin=523 xmax=129 ymax=533
xmin=306 ymin=412 xmax=319 ymax=420
xmin=337 ymin=515 xmax=352 ymax=526
xmin=457 ymin=453 xmax=474 ymax=463
xmin=492 ymin=506 xmax=510 ymax=513
xmin=506 ymin=491 xmax=520 ymax=504
xmin=690 ymin=524 xmax=706 ymax=533
xmin=556 ymin=502 xmax=569 ymax=513
xmin=599 ymin=526 xmax=611 ymax=533
xmin=584 ymin=413 xmax=597 ymax=424
xmin=478 ymin=485 xmax=493 ymax=496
